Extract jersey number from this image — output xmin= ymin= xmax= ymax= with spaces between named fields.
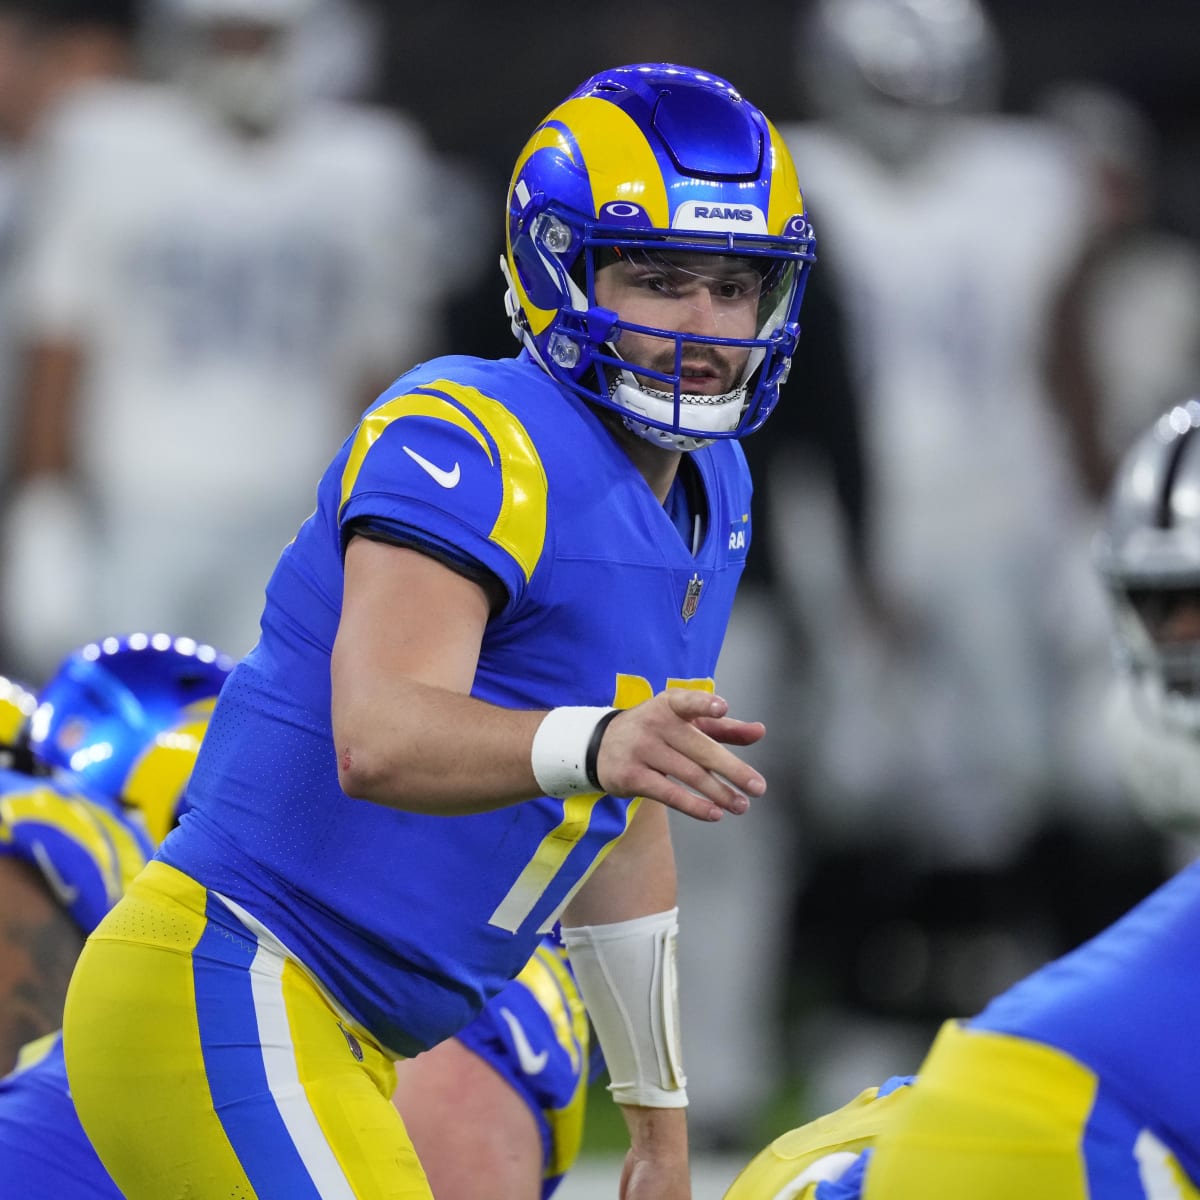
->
xmin=487 ymin=674 xmax=713 ymax=934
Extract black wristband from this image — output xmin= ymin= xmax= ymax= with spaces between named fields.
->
xmin=584 ymin=708 xmax=621 ymax=790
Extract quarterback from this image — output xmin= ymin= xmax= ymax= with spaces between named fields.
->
xmin=61 ymin=61 xmax=816 ymax=1200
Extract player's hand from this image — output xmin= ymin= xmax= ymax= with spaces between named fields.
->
xmin=618 ymin=1147 xmax=691 ymax=1200
xmin=594 ymin=689 xmax=765 ymax=822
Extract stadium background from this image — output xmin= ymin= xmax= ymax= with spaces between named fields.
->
xmin=370 ymin=0 xmax=1200 ymax=245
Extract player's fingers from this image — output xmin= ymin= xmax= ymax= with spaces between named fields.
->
xmin=692 ymin=715 xmax=766 ymax=747
xmin=664 ymin=722 xmax=765 ymax=797
xmin=623 ymin=747 xmax=754 ymax=819
xmin=664 ymin=688 xmax=730 ymax=721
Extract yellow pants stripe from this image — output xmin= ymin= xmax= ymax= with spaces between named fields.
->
xmin=63 ymin=861 xmax=432 ymax=1199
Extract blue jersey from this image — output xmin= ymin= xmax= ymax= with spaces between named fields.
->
xmin=0 ymin=766 xmax=152 ymax=933
xmin=971 ymin=857 xmax=1200 ymax=1184
xmin=0 ymin=1034 xmax=118 ymax=1200
xmin=159 ymin=351 xmax=752 ymax=1057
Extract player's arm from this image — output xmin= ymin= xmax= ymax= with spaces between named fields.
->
xmin=332 ymin=535 xmax=764 ymax=820
xmin=0 ymin=853 xmax=85 ymax=1075
xmin=2 ymin=340 xmax=90 ymax=669
xmin=563 ymin=801 xmax=690 ymax=1200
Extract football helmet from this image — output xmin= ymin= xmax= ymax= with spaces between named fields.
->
xmin=27 ymin=633 xmax=234 ymax=841
xmin=1095 ymin=400 xmax=1200 ymax=825
xmin=502 ymin=63 xmax=815 ymax=451
xmin=0 ymin=674 xmax=37 ymax=770
xmin=798 ymin=0 xmax=1002 ymax=160
xmin=151 ymin=0 xmax=313 ymax=131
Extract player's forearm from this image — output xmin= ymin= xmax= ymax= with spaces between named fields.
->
xmin=333 ymin=677 xmax=548 ymax=815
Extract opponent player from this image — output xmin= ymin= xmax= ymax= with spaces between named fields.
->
xmin=61 ymin=61 xmax=815 ymax=1199
xmin=2 ymin=0 xmax=454 ymax=674
xmin=723 ymin=399 xmax=1200 ymax=1198
xmin=1 ymin=633 xmax=594 ymax=1198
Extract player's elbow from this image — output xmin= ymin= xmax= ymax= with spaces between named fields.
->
xmin=335 ymin=739 xmax=402 ymax=806
xmin=333 ymin=728 xmax=437 ymax=812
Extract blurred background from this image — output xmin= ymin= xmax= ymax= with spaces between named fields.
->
xmin=1 ymin=0 xmax=1199 ymax=1194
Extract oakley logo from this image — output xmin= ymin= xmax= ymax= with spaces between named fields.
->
xmin=499 ymin=1006 xmax=549 ymax=1075
xmin=402 ymin=445 xmax=461 ymax=489
xmin=600 ymin=201 xmax=649 ymax=224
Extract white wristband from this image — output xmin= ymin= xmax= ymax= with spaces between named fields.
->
xmin=531 ymin=706 xmax=618 ymax=798
xmin=562 ymin=908 xmax=688 ymax=1108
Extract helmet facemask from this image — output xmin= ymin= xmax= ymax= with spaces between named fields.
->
xmin=1111 ymin=584 xmax=1200 ymax=737
xmin=505 ymin=205 xmax=812 ymax=451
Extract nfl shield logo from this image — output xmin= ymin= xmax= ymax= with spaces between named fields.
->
xmin=681 ymin=573 xmax=703 ymax=622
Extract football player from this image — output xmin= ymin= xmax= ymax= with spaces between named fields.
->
xmin=2 ymin=0 xmax=455 ymax=673
xmin=723 ymin=399 xmax=1200 ymax=1199
xmin=772 ymin=0 xmax=1137 ymax=1123
xmin=0 ymin=634 xmax=230 ymax=1074
xmin=0 ymin=634 xmax=596 ymax=1198
xmin=61 ymin=61 xmax=815 ymax=1200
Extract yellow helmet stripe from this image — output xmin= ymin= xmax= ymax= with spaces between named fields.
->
xmin=123 ymin=699 xmax=216 ymax=847
xmin=509 ymin=95 xmax=670 ymax=336
xmin=765 ymin=118 xmax=806 ymax=236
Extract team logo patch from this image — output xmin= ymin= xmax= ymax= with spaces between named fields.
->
xmin=682 ymin=573 xmax=704 ymax=622
xmin=673 ymin=201 xmax=767 ymax=234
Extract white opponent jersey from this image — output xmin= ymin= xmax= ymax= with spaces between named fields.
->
xmin=14 ymin=80 xmax=447 ymax=655
xmin=778 ymin=115 xmax=1115 ymax=861
xmin=780 ymin=115 xmax=1093 ymax=578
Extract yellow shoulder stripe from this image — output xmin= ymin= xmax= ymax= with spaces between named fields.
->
xmin=340 ymin=381 xmax=548 ymax=583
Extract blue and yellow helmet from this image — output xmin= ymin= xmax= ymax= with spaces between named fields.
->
xmin=0 ymin=674 xmax=37 ymax=767
xmin=502 ymin=63 xmax=816 ymax=449
xmin=27 ymin=633 xmax=234 ymax=843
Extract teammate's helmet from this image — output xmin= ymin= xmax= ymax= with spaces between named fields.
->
xmin=502 ymin=63 xmax=815 ymax=451
xmin=1095 ymin=400 xmax=1200 ymax=826
xmin=27 ymin=633 xmax=234 ymax=841
xmin=0 ymin=675 xmax=37 ymax=770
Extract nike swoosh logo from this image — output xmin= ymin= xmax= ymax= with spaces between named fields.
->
xmin=499 ymin=1006 xmax=549 ymax=1075
xmin=402 ymin=445 xmax=461 ymax=489
xmin=31 ymin=840 xmax=80 ymax=907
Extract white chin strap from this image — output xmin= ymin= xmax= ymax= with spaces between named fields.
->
xmin=610 ymin=373 xmax=746 ymax=452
